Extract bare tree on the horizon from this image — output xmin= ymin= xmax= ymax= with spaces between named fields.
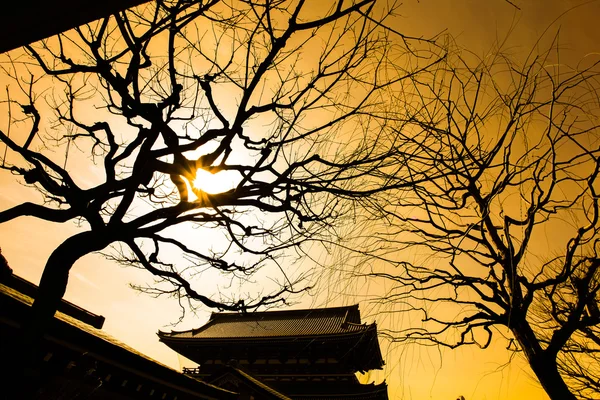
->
xmin=338 ymin=43 xmax=600 ymax=399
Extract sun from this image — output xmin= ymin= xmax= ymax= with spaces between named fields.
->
xmin=192 ymin=168 xmax=241 ymax=195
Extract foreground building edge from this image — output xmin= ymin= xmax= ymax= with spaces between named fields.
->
xmin=0 ymin=274 xmax=235 ymax=399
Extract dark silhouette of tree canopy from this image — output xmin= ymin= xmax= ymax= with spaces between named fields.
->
xmin=345 ymin=45 xmax=600 ymax=399
xmin=0 ymin=0 xmax=441 ymax=358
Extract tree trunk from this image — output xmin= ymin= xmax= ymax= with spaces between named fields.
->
xmin=528 ymin=354 xmax=576 ymax=400
xmin=8 ymin=231 xmax=109 ymax=398
xmin=511 ymin=318 xmax=576 ymax=400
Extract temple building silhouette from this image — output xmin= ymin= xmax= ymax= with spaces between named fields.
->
xmin=159 ymin=305 xmax=389 ymax=400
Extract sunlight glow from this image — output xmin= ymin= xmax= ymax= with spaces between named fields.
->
xmin=192 ymin=168 xmax=241 ymax=195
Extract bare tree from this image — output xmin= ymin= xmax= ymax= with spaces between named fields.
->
xmin=348 ymin=44 xmax=600 ymax=399
xmin=0 ymin=0 xmax=439 ymax=373
xmin=537 ymin=259 xmax=600 ymax=399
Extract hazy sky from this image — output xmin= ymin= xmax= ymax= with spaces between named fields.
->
xmin=1 ymin=1 xmax=599 ymax=399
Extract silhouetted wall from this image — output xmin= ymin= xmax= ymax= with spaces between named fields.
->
xmin=0 ymin=0 xmax=151 ymax=53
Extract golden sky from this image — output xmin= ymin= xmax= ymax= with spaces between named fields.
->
xmin=1 ymin=1 xmax=599 ymax=399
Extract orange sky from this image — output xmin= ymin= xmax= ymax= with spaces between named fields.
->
xmin=1 ymin=1 xmax=599 ymax=399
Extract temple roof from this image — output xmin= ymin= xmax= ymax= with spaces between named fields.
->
xmin=159 ymin=304 xmax=386 ymax=374
xmin=0 ymin=272 xmax=105 ymax=328
xmin=0 ymin=281 xmax=236 ymax=400
xmin=159 ymin=304 xmax=373 ymax=340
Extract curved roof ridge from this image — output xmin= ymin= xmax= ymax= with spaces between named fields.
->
xmin=158 ymin=304 xmax=369 ymax=339
xmin=208 ymin=304 xmax=359 ymax=320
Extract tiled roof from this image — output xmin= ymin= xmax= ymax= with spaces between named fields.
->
xmin=0 ymin=282 xmax=236 ymax=400
xmin=1 ymin=273 xmax=105 ymax=328
xmin=159 ymin=305 xmax=372 ymax=340
xmin=0 ymin=282 xmax=164 ymax=368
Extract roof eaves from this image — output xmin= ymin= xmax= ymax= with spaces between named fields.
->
xmin=158 ymin=323 xmax=376 ymax=342
xmin=0 ymin=283 xmax=236 ymax=400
